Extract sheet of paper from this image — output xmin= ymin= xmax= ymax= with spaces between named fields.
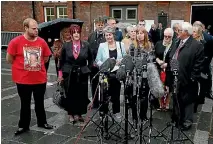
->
xmin=111 ymin=65 xmax=119 ymax=72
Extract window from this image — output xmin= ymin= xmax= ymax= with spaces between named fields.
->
xmin=126 ymin=8 xmax=137 ymax=20
xmin=112 ymin=8 xmax=122 ymax=20
xmin=44 ymin=7 xmax=55 ymax=22
xmin=57 ymin=7 xmax=68 ymax=18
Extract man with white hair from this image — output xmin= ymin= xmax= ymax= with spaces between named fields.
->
xmin=168 ymin=22 xmax=205 ymax=131
xmin=172 ymin=23 xmax=180 ymax=42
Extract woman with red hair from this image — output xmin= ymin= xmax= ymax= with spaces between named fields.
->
xmin=58 ymin=25 xmax=93 ymax=124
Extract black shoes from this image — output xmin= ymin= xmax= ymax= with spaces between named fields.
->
xmin=14 ymin=128 xmax=30 ymax=135
xmin=38 ymin=124 xmax=54 ymax=129
xmin=15 ymin=124 xmax=54 ymax=136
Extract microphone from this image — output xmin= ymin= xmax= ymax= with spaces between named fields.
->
xmin=116 ymin=55 xmax=134 ymax=81
xmin=170 ymin=59 xmax=179 ymax=75
xmin=147 ymin=63 xmax=164 ymax=98
xmin=99 ymin=58 xmax=116 ymax=73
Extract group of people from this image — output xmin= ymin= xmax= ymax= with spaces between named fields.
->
xmin=7 ymin=16 xmax=213 ymax=136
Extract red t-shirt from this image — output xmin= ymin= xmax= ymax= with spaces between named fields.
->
xmin=7 ymin=35 xmax=51 ymax=84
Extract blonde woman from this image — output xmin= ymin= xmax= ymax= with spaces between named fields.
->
xmin=192 ymin=25 xmax=207 ymax=112
xmin=122 ymin=25 xmax=137 ymax=53
xmin=60 ymin=27 xmax=72 ymax=43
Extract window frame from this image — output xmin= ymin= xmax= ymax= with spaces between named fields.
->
xmin=112 ymin=8 xmax=122 ymax=20
xmin=126 ymin=8 xmax=137 ymax=20
xmin=126 ymin=8 xmax=138 ymax=20
xmin=44 ymin=7 xmax=55 ymax=22
xmin=57 ymin=6 xmax=68 ymax=18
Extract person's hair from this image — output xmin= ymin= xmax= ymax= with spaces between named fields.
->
xmin=60 ymin=27 xmax=70 ymax=43
xmin=127 ymin=25 xmax=137 ymax=33
xmin=138 ymin=19 xmax=146 ymax=24
xmin=103 ymin=25 xmax=115 ymax=34
xmin=164 ymin=28 xmax=174 ymax=37
xmin=181 ymin=22 xmax=193 ymax=35
xmin=94 ymin=17 xmax=104 ymax=24
xmin=70 ymin=24 xmax=81 ymax=36
xmin=172 ymin=23 xmax=179 ymax=31
xmin=136 ymin=27 xmax=150 ymax=49
xmin=193 ymin=25 xmax=204 ymax=41
xmin=193 ymin=21 xmax=203 ymax=27
xmin=23 ymin=18 xmax=36 ymax=28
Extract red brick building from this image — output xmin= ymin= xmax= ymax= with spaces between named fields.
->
xmin=1 ymin=1 xmax=213 ymax=40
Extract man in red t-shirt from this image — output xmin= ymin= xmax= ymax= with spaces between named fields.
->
xmin=6 ymin=18 xmax=54 ymax=135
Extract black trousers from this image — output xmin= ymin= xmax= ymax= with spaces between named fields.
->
xmin=90 ymin=66 xmax=100 ymax=108
xmin=108 ymin=73 xmax=121 ymax=114
xmin=16 ymin=83 xmax=47 ymax=128
xmin=55 ymin=58 xmax=59 ymax=77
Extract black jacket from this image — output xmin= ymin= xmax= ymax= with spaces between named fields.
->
xmin=87 ymin=31 xmax=106 ymax=59
xmin=154 ymin=40 xmax=176 ymax=88
xmin=168 ymin=36 xmax=205 ymax=105
xmin=59 ymin=41 xmax=93 ymax=74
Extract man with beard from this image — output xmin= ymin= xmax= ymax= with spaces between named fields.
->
xmin=88 ymin=17 xmax=106 ymax=108
xmin=193 ymin=21 xmax=213 ymax=100
xmin=6 ymin=18 xmax=54 ymax=135
xmin=168 ymin=22 xmax=204 ymax=130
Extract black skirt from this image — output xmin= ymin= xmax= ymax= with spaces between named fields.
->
xmin=63 ymin=71 xmax=90 ymax=115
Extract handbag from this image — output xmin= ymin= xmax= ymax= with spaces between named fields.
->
xmin=52 ymin=82 xmax=66 ymax=109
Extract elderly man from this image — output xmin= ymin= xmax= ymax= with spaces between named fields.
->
xmin=88 ymin=17 xmax=106 ymax=108
xmin=107 ymin=17 xmax=123 ymax=42
xmin=168 ymin=22 xmax=204 ymax=130
xmin=172 ymin=23 xmax=180 ymax=42
xmin=193 ymin=21 xmax=213 ymax=100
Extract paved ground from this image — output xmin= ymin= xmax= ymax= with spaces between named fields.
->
xmin=1 ymin=49 xmax=213 ymax=144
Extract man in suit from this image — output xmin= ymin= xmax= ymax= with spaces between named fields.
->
xmin=156 ymin=23 xmax=165 ymax=42
xmin=172 ymin=23 xmax=180 ymax=42
xmin=88 ymin=17 xmax=106 ymax=108
xmin=107 ymin=17 xmax=123 ymax=42
xmin=149 ymin=24 xmax=158 ymax=45
xmin=169 ymin=22 xmax=204 ymax=130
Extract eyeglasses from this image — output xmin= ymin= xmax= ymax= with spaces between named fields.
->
xmin=178 ymin=29 xmax=183 ymax=33
xmin=164 ymin=35 xmax=172 ymax=38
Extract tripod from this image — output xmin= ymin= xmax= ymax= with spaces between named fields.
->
xmin=83 ymin=73 xmax=112 ymax=144
xmin=155 ymin=68 xmax=194 ymax=144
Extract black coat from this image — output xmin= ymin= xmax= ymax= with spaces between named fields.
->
xmin=154 ymin=40 xmax=176 ymax=89
xmin=149 ymin=28 xmax=158 ymax=45
xmin=87 ymin=31 xmax=106 ymax=59
xmin=58 ymin=41 xmax=93 ymax=115
xmin=168 ymin=36 xmax=205 ymax=105
xmin=59 ymin=41 xmax=93 ymax=74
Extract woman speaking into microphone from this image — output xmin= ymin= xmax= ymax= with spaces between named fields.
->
xmin=95 ymin=26 xmax=126 ymax=122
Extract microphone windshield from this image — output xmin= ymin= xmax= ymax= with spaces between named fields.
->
xmin=147 ymin=63 xmax=164 ymax=98
xmin=100 ymin=58 xmax=116 ymax=73
xmin=120 ymin=55 xmax=134 ymax=72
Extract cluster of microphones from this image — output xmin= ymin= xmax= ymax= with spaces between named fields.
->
xmin=98 ymin=49 xmax=180 ymax=99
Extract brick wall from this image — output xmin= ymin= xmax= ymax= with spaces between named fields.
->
xmin=1 ymin=1 xmax=33 ymax=32
xmin=1 ymin=1 xmax=191 ymax=38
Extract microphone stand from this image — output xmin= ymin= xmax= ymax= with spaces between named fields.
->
xmin=154 ymin=67 xmax=194 ymax=144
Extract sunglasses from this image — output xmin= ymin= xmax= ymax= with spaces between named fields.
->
xmin=164 ymin=35 xmax=172 ymax=38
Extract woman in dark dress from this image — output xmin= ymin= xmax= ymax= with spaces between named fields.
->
xmin=154 ymin=28 xmax=176 ymax=110
xmin=58 ymin=25 xmax=93 ymax=124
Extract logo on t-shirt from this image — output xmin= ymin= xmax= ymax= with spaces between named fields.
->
xmin=23 ymin=46 xmax=41 ymax=71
